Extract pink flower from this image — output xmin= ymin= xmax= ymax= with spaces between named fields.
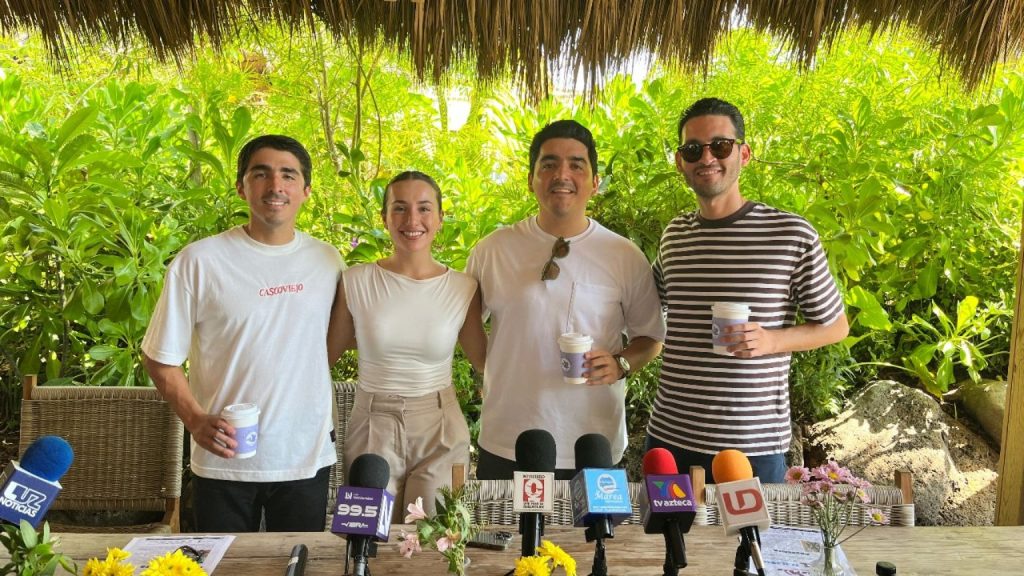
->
xmin=785 ymin=466 xmax=811 ymax=484
xmin=867 ymin=508 xmax=888 ymax=524
xmin=855 ymin=487 xmax=871 ymax=504
xmin=398 ymin=531 xmax=421 ymax=558
xmin=404 ymin=497 xmax=427 ymax=523
xmin=436 ymin=536 xmax=452 ymax=553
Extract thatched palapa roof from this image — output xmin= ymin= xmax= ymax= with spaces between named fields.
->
xmin=0 ymin=1 xmax=1021 ymax=96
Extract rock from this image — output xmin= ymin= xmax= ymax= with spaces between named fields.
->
xmin=806 ymin=380 xmax=998 ymax=526
xmin=958 ymin=379 xmax=1006 ymax=447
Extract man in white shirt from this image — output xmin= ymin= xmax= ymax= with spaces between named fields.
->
xmin=142 ymin=135 xmax=343 ymax=531
xmin=467 ymin=120 xmax=666 ymax=477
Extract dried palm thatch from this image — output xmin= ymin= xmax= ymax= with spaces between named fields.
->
xmin=0 ymin=0 xmax=1021 ymax=97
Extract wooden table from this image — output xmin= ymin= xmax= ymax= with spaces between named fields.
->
xmin=33 ymin=525 xmax=1024 ymax=575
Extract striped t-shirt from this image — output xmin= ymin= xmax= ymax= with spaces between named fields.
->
xmin=648 ymin=202 xmax=844 ymax=456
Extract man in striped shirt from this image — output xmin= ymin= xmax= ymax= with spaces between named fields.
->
xmin=647 ymin=98 xmax=849 ymax=483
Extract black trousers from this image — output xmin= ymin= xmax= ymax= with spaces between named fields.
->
xmin=192 ymin=465 xmax=331 ymax=532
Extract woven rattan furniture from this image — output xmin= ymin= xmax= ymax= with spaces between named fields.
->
xmin=461 ymin=478 xmax=644 ymax=526
xmin=327 ymin=380 xmax=357 ymax=515
xmin=689 ymin=466 xmax=916 ymax=527
xmin=18 ymin=375 xmax=184 ymax=533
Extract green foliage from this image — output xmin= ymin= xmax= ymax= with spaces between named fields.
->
xmin=0 ymin=521 xmax=76 ymax=576
xmin=899 ymin=296 xmax=1011 ymax=397
xmin=0 ymin=24 xmax=1021 ymax=433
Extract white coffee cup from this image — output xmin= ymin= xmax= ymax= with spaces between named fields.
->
xmin=558 ymin=332 xmax=593 ymax=384
xmin=221 ymin=402 xmax=260 ymax=459
xmin=711 ymin=303 xmax=751 ymax=355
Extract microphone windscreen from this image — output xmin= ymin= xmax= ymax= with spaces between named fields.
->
xmin=19 ymin=436 xmax=74 ymax=482
xmin=641 ymin=447 xmax=678 ymax=475
xmin=574 ymin=433 xmax=612 ymax=470
xmin=515 ymin=429 xmax=557 ymax=472
xmin=711 ymin=449 xmax=753 ymax=483
xmin=349 ymin=454 xmax=390 ymax=489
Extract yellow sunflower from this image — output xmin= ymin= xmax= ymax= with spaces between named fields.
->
xmin=514 ymin=555 xmax=553 ymax=576
xmin=537 ymin=540 xmax=576 ymax=576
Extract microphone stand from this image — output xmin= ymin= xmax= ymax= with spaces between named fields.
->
xmin=661 ymin=532 xmax=679 ymax=576
xmin=584 ymin=518 xmax=613 ymax=576
xmin=345 ymin=538 xmax=377 ymax=576
xmin=732 ymin=540 xmax=754 ymax=576
xmin=589 ymin=536 xmax=607 ymax=576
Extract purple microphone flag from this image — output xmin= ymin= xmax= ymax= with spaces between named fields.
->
xmin=330 ymin=486 xmax=394 ymax=541
xmin=640 ymin=474 xmax=697 ymax=529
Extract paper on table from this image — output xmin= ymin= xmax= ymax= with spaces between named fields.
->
xmin=750 ymin=526 xmax=857 ymax=576
xmin=122 ymin=534 xmax=235 ymax=574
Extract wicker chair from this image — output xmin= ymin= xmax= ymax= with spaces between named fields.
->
xmin=689 ymin=466 xmax=916 ymax=527
xmin=460 ymin=478 xmax=644 ymax=526
xmin=327 ymin=380 xmax=357 ymax=517
xmin=18 ymin=375 xmax=183 ymax=533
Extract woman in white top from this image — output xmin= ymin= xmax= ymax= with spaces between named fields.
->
xmin=327 ymin=171 xmax=485 ymax=518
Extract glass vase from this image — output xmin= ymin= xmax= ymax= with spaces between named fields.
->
xmin=808 ymin=543 xmax=851 ymax=576
xmin=446 ymin=550 xmax=470 ymax=575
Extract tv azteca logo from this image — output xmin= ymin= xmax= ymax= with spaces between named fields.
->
xmin=0 ymin=481 xmax=47 ymax=517
xmin=651 ymin=479 xmax=688 ymax=500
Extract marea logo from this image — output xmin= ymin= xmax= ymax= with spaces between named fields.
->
xmin=245 ymin=431 xmax=258 ymax=445
xmin=711 ymin=324 xmax=721 ymax=338
xmin=596 ymin=473 xmax=618 ymax=494
xmin=651 ymin=480 xmax=687 ymax=499
xmin=1 ymin=481 xmax=47 ymax=517
xmin=561 ymin=358 xmax=571 ymax=371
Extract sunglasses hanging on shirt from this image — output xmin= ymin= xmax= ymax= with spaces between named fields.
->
xmin=541 ymin=237 xmax=571 ymax=281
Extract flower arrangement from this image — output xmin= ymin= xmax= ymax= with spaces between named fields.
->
xmin=785 ymin=461 xmax=888 ymax=548
xmin=513 ymin=540 xmax=577 ymax=576
xmin=400 ymin=485 xmax=477 ymax=575
xmin=83 ymin=547 xmax=208 ymax=576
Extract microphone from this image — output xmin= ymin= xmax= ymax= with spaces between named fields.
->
xmin=331 ymin=454 xmax=395 ymax=576
xmin=712 ymin=449 xmax=770 ymax=576
xmin=640 ymin=448 xmax=697 ymax=575
xmin=512 ymin=429 xmax=556 ymax=558
xmin=0 ymin=436 xmax=74 ymax=527
xmin=284 ymin=544 xmax=307 ymax=576
xmin=570 ymin=434 xmax=631 ymax=576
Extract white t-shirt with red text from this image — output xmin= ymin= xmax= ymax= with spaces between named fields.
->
xmin=143 ymin=226 xmax=343 ymax=481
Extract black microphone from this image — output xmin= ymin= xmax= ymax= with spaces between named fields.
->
xmin=0 ymin=436 xmax=74 ymax=527
xmin=332 ymin=454 xmax=394 ymax=576
xmin=640 ymin=448 xmax=697 ymax=576
xmin=513 ymin=429 xmax=556 ymax=558
xmin=284 ymin=544 xmax=307 ymax=576
xmin=570 ymin=434 xmax=630 ymax=576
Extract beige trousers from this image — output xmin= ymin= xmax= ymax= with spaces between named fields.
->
xmin=343 ymin=385 xmax=470 ymax=522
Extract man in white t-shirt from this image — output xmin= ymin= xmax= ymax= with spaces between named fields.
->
xmin=467 ymin=120 xmax=666 ymax=477
xmin=142 ymin=135 xmax=343 ymax=532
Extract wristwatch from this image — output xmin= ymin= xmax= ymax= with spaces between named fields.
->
xmin=613 ymin=354 xmax=632 ymax=379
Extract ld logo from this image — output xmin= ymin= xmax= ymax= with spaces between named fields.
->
xmin=722 ymin=488 xmax=764 ymax=515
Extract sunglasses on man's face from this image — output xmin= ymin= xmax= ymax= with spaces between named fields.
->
xmin=677 ymin=138 xmax=743 ymax=163
xmin=541 ymin=237 xmax=570 ymax=281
